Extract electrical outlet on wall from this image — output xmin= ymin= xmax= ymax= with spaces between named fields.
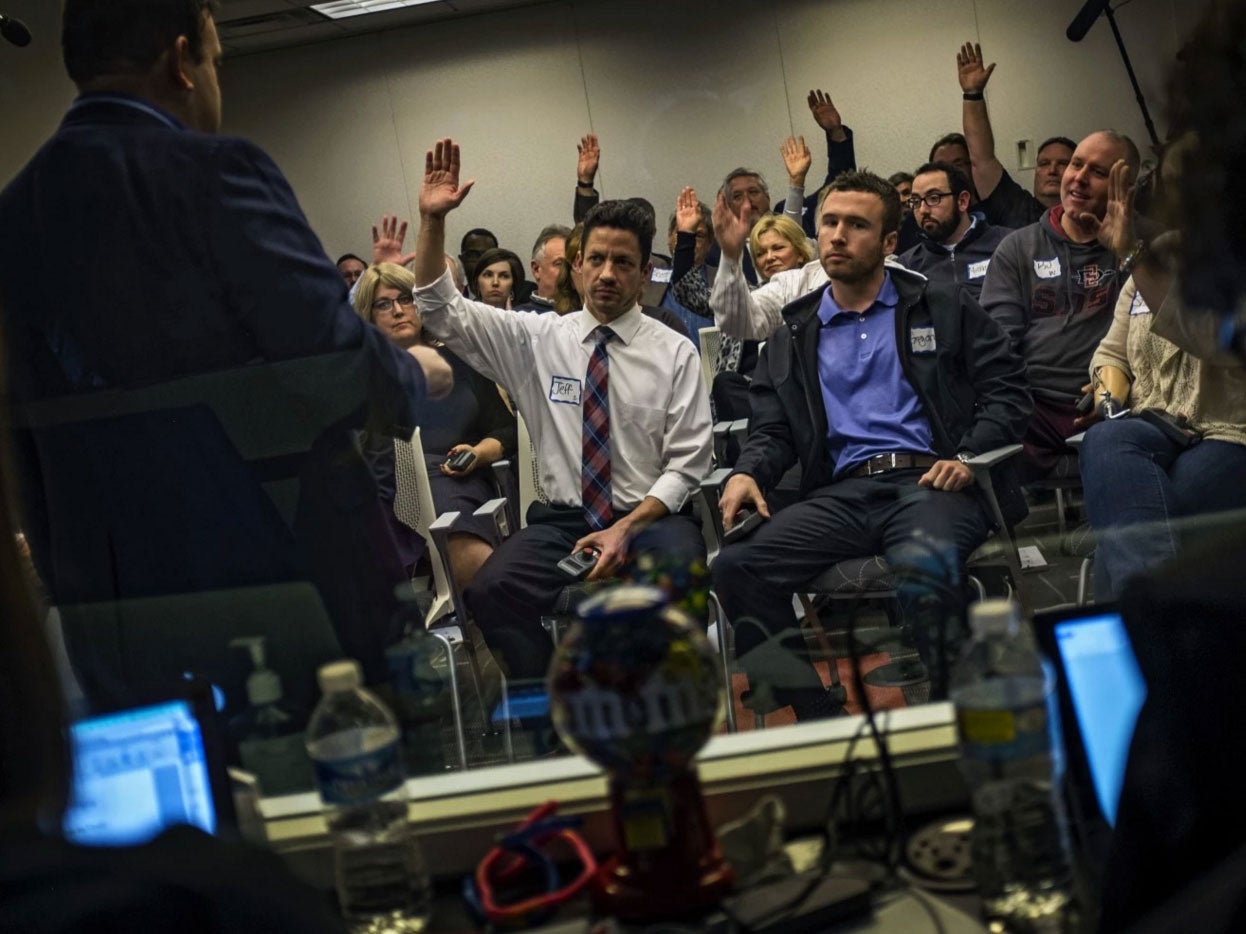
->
xmin=1017 ymin=138 xmax=1036 ymax=170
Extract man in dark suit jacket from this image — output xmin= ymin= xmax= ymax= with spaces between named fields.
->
xmin=0 ymin=0 xmax=451 ymax=699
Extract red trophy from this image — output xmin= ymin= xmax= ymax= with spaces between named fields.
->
xmin=547 ymin=585 xmax=734 ymax=922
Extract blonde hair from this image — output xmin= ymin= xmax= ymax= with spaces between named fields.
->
xmin=353 ymin=263 xmax=417 ymax=324
xmin=748 ymin=214 xmax=813 ymax=277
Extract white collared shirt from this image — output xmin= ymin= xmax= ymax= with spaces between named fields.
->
xmin=710 ymin=256 xmax=830 ymax=341
xmin=416 ymin=269 xmax=712 ymax=514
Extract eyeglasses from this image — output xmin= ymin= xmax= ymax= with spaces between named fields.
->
xmin=907 ymin=190 xmax=954 ymax=210
xmin=372 ymin=294 xmax=416 ymax=315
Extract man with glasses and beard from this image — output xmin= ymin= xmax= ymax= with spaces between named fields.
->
xmin=898 ymin=162 xmax=1011 ymax=303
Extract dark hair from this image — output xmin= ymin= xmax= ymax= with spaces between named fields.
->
xmin=928 ymin=132 xmax=968 ymax=162
xmin=823 ymin=170 xmax=903 ymax=236
xmin=335 ymin=253 xmax=366 ymax=269
xmin=913 ymin=161 xmax=973 ymax=200
xmin=623 ymin=197 xmax=657 ymax=226
xmin=530 ymin=224 xmax=572 ymax=262
xmin=582 ymin=200 xmax=656 ymax=266
xmin=63 ymin=0 xmax=217 ymax=85
xmin=1037 ymin=136 xmax=1077 ymax=158
xmin=472 ymin=248 xmax=524 ymax=291
xmin=888 ymin=171 xmax=914 ymax=187
xmin=460 ymin=228 xmax=498 ymax=251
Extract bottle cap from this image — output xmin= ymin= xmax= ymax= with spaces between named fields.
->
xmin=317 ymin=659 xmax=362 ymax=694
xmin=969 ymin=598 xmax=1019 ymax=637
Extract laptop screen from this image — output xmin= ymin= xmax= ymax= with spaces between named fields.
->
xmin=1051 ymin=610 xmax=1147 ymax=826
xmin=64 ymin=700 xmax=218 ymax=846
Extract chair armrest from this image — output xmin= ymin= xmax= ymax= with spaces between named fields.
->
xmin=1066 ymin=431 xmax=1087 ymax=449
xmin=712 ymin=421 xmax=732 ymax=466
xmin=729 ymin=418 xmax=749 ymax=445
xmin=696 ymin=468 xmax=733 ymax=562
xmin=473 ymin=497 xmax=512 ymax=540
xmin=963 ymin=443 xmax=1023 ymax=471
xmin=490 ymin=459 xmax=519 ymax=531
xmin=427 ymin=511 xmax=468 ymax=624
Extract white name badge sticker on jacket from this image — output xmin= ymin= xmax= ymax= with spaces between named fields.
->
xmin=910 ymin=327 xmax=937 ymax=354
xmin=549 ymin=376 xmax=582 ymax=405
xmin=1033 ymin=258 xmax=1062 ymax=279
xmin=650 ymin=268 xmax=673 ymax=284
xmin=967 ymin=259 xmax=990 ymax=279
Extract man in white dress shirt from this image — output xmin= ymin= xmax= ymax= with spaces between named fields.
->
xmin=413 ymin=139 xmax=714 ymax=679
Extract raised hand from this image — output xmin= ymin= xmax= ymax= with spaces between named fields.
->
xmin=675 ymin=186 xmax=702 ymax=234
xmin=780 ymin=135 xmax=812 ymax=186
xmin=806 ymin=89 xmax=843 ymax=133
xmin=712 ymin=189 xmax=753 ymax=262
xmin=957 ymin=42 xmax=996 ymax=93
xmin=577 ymin=133 xmax=600 ymax=184
xmin=371 ymin=214 xmax=416 ymax=267
xmin=1095 ymin=160 xmax=1137 ymax=257
xmin=419 ymin=138 xmax=475 ymax=219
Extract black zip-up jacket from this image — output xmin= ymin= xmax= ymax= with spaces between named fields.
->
xmin=734 ymin=265 xmax=1032 ymax=520
xmin=897 ymin=213 xmax=1013 ymax=303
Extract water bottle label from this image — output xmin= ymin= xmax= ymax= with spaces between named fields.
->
xmin=313 ymin=740 xmax=403 ymax=806
xmin=958 ymin=702 xmax=1049 ymax=762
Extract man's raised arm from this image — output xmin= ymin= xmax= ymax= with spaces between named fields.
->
xmin=958 ymin=41 xmax=1005 ymax=200
xmin=415 ymin=138 xmax=475 ymax=288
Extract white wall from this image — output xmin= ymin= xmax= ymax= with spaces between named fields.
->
xmin=1 ymin=0 xmax=1190 ymax=263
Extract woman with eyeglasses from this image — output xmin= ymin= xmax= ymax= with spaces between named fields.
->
xmin=354 ymin=263 xmax=516 ymax=590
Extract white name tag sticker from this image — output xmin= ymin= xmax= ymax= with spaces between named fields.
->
xmin=1033 ymin=258 xmax=1062 ymax=279
xmin=549 ymin=376 xmax=582 ymax=405
xmin=910 ymin=326 xmax=937 ymax=354
xmin=967 ymin=259 xmax=990 ymax=280
xmin=650 ymin=267 xmax=672 ymax=284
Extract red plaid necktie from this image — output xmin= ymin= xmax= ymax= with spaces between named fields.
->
xmin=582 ymin=326 xmax=615 ymax=531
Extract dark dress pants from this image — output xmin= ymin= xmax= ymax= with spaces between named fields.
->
xmin=711 ymin=470 xmax=992 ymax=706
xmin=466 ymin=502 xmax=705 ymax=680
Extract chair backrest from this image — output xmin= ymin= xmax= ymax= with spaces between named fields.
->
xmin=516 ymin=411 xmax=549 ymax=528
xmin=392 ymin=427 xmax=459 ymax=626
xmin=697 ymin=326 xmax=720 ymax=397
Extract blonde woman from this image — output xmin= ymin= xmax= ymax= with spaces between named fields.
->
xmin=354 ymin=263 xmax=515 ymax=590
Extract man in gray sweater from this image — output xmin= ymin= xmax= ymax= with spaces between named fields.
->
xmin=978 ymin=129 xmax=1141 ymax=482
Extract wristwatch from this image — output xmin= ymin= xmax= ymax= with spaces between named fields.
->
xmin=955 ymin=452 xmax=974 ymax=465
xmin=1120 ymin=239 xmax=1149 ymax=276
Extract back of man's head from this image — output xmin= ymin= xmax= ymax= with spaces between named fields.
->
xmin=63 ymin=0 xmax=216 ymax=85
xmin=928 ymin=132 xmax=968 ymax=163
xmin=461 ymin=228 xmax=498 ymax=251
xmin=583 ymin=200 xmax=656 ymax=266
xmin=822 ymin=170 xmax=903 ymax=236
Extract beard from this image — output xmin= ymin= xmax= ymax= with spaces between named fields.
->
xmin=921 ymin=205 xmax=962 ymax=245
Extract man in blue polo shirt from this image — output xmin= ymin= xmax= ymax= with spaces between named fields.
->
xmin=711 ymin=170 xmax=1030 ymax=720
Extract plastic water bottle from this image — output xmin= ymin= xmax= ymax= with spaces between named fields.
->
xmin=306 ymin=660 xmax=431 ymax=933
xmin=950 ymin=600 xmax=1078 ymax=932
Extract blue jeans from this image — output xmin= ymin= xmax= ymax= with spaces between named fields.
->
xmin=1080 ymin=417 xmax=1246 ymax=601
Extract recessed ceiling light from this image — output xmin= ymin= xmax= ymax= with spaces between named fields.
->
xmin=310 ymin=0 xmax=441 ymax=19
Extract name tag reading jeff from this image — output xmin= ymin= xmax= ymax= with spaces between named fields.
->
xmin=549 ymin=376 xmax=582 ymax=405
xmin=650 ymin=267 xmax=673 ymax=284
xmin=910 ymin=327 xmax=937 ymax=354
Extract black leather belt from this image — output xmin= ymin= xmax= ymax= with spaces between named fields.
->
xmin=847 ymin=452 xmax=940 ymax=479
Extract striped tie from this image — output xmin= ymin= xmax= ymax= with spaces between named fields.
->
xmin=581 ymin=326 xmax=615 ymax=531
